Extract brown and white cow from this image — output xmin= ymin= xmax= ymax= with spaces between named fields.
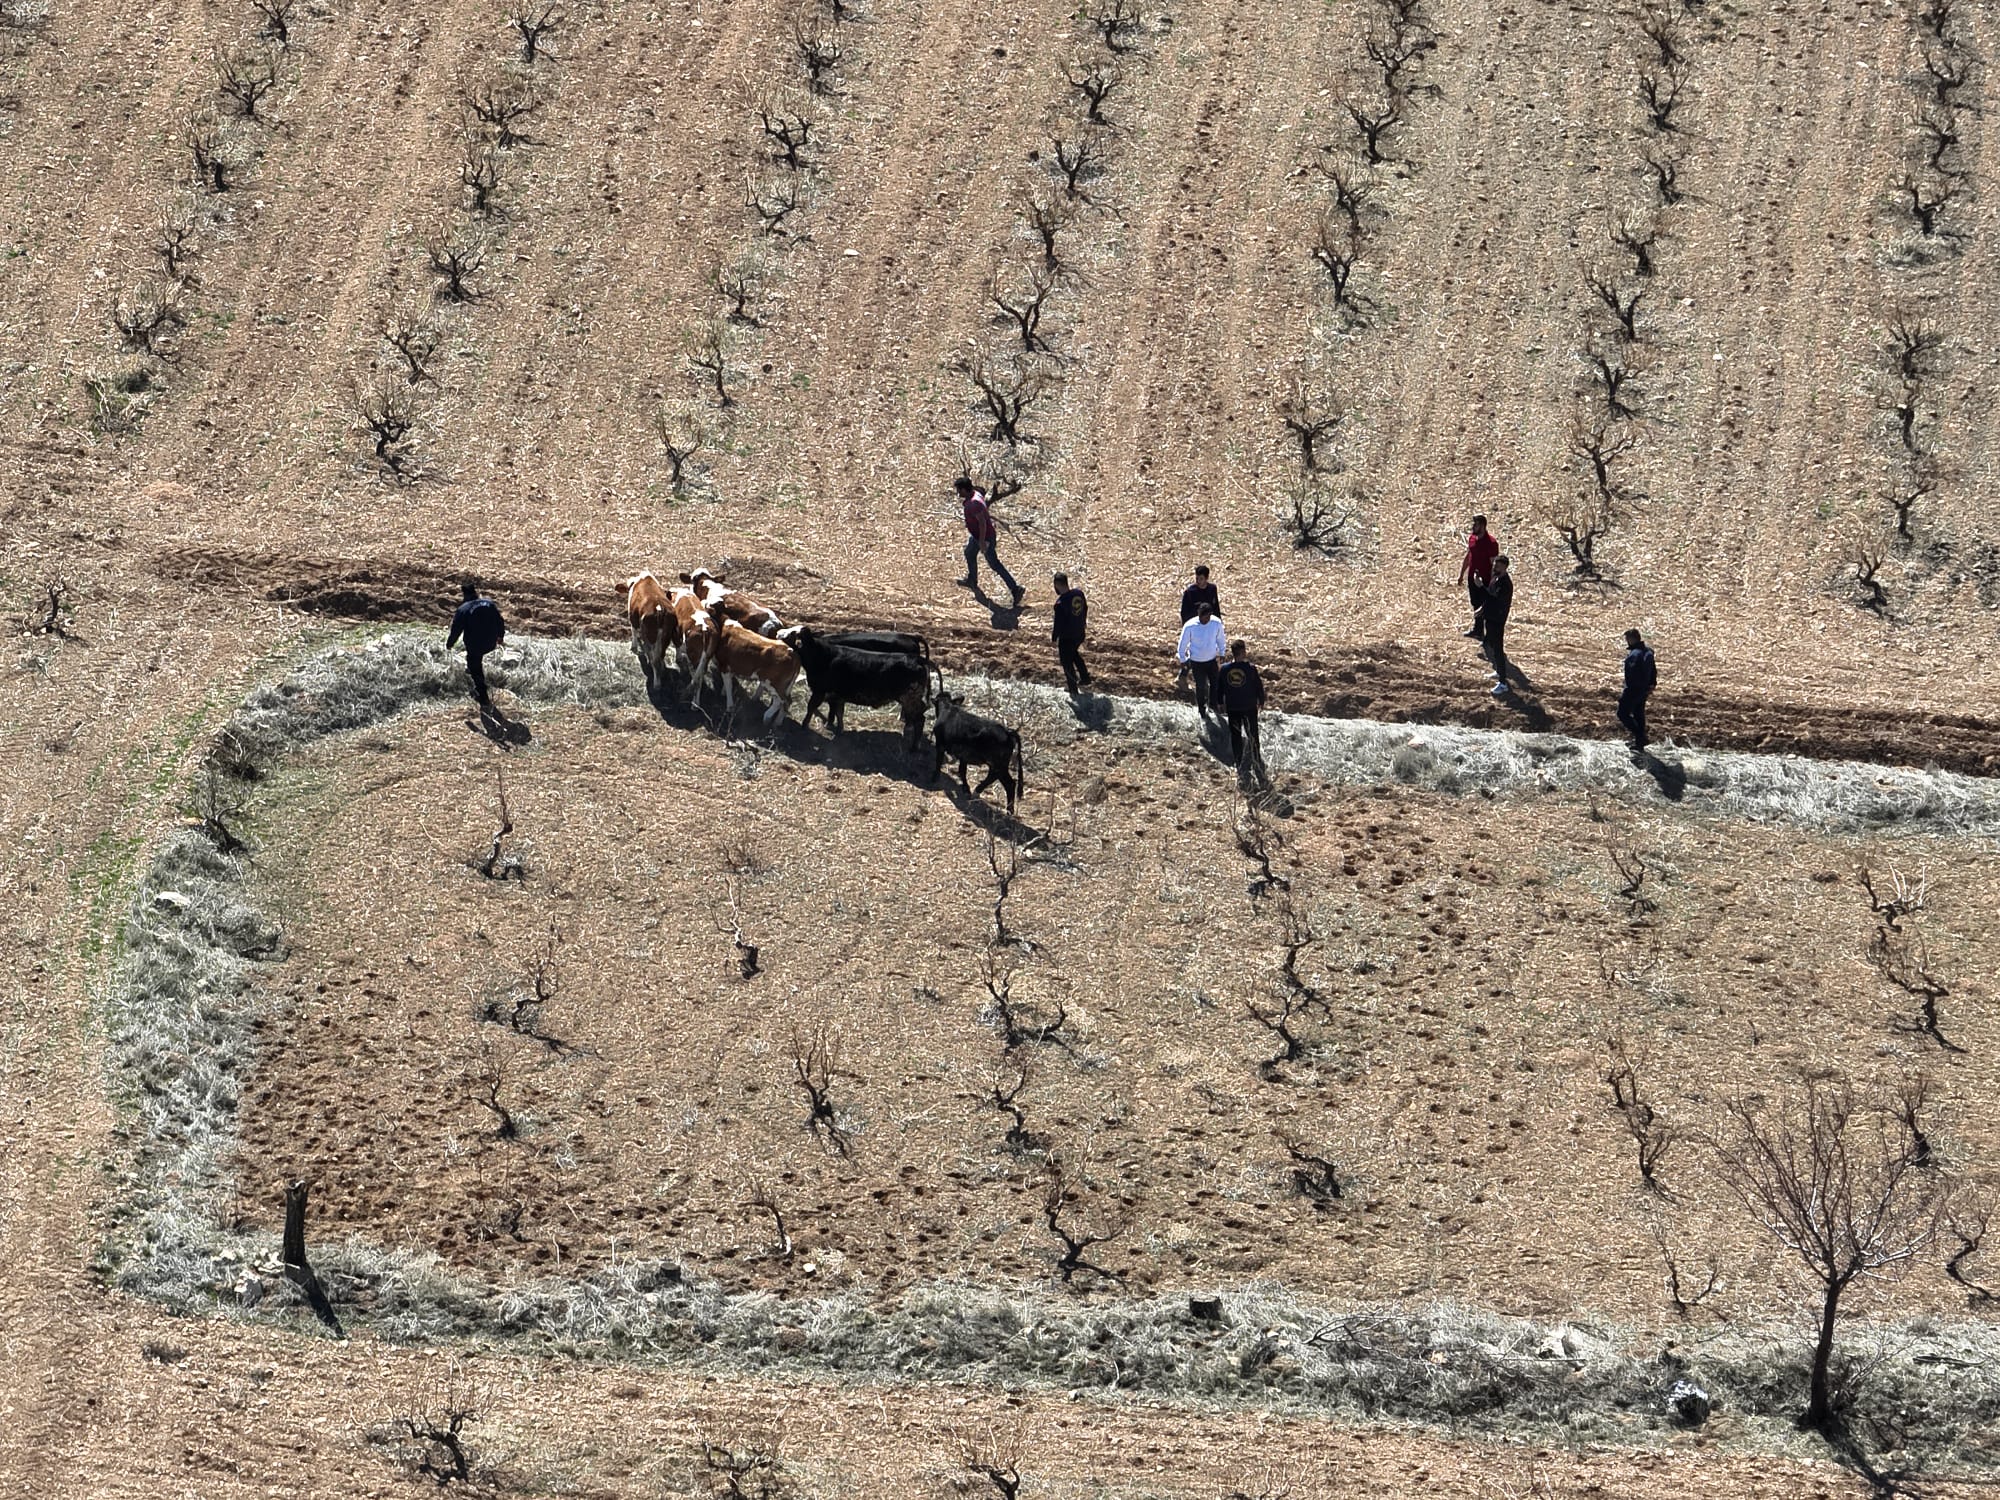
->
xmin=681 ymin=567 xmax=784 ymax=638
xmin=669 ymin=586 xmax=718 ymax=696
xmin=711 ymin=619 xmax=802 ymax=723
xmin=621 ymin=572 xmax=679 ymax=690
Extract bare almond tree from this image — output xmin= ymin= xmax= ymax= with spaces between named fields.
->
xmin=460 ymin=137 xmax=502 ymax=215
xmin=1344 ymin=89 xmax=1403 ymax=163
xmin=465 ymin=73 xmax=541 ymax=148
xmin=1021 ymin=185 xmax=1078 ymax=272
xmin=959 ymin=349 xmax=1054 ymax=446
xmin=382 ymin=302 xmax=443 ymax=384
xmin=747 ymin=174 xmax=811 ymax=238
xmin=114 ymin=281 xmax=187 ymax=355
xmin=504 ymin=0 xmax=564 ymax=63
xmin=1086 ymin=0 xmax=1142 ymax=54
xmin=426 ymin=217 xmax=487 ymax=301
xmin=1047 ymin=124 xmax=1108 ymax=200
xmin=215 ymin=42 xmax=280 ymax=122
xmin=989 ymin=259 xmax=1058 ymax=352
xmin=758 ymin=96 xmax=816 ymax=170
xmin=155 ymin=197 xmax=200 ymax=283
xmin=653 ymin=401 xmax=711 ymax=494
xmin=185 ymin=111 xmax=241 ymax=192
xmin=1714 ymin=1076 xmax=1953 ymax=1433
xmin=1536 ymin=485 xmax=1614 ymax=579
xmin=793 ymin=13 xmax=842 ymax=95
xmin=352 ymin=370 xmax=420 ymax=474
xmin=1636 ymin=58 xmax=1688 ymax=132
xmin=686 ymin=319 xmax=737 ymax=408
xmin=1310 ymin=209 xmax=1362 ymax=309
xmin=1896 ymin=167 xmax=1961 ymax=236
xmin=1277 ymin=374 xmax=1343 ymax=472
xmin=1065 ymin=56 xmax=1123 ymax=125
xmin=251 ymin=0 xmax=299 ymax=48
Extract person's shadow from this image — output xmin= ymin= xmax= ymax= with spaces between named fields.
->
xmin=472 ymin=701 xmax=533 ymax=747
xmin=1491 ymin=668 xmax=1553 ymax=732
xmin=970 ymin=580 xmax=1022 ymax=631
xmin=1634 ymin=746 xmax=1687 ymax=802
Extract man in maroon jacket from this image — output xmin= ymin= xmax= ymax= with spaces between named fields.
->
xmin=954 ymin=476 xmax=1025 ymax=606
xmin=1457 ymin=514 xmax=1499 ymax=640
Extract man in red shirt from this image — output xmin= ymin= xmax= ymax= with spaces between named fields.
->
xmin=954 ymin=476 xmax=1025 ymax=607
xmin=1456 ymin=514 xmax=1499 ymax=640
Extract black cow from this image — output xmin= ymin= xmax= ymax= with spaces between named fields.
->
xmin=820 ymin=628 xmax=930 ymax=660
xmin=782 ymin=626 xmax=929 ymax=747
xmin=931 ymin=683 xmax=1024 ymax=812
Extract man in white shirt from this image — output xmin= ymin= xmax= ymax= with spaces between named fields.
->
xmin=1175 ymin=601 xmax=1227 ymax=719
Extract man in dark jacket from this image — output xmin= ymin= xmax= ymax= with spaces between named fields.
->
xmin=1475 ymin=555 xmax=1515 ymax=696
xmin=1176 ymin=565 xmax=1221 ymax=692
xmin=1619 ymin=628 xmax=1657 ymax=751
xmin=446 ymin=580 xmax=506 ymax=706
xmin=1052 ymin=572 xmax=1090 ymax=693
xmin=1215 ymin=639 xmax=1267 ymax=777
xmin=955 ymin=476 xmax=1025 ymax=606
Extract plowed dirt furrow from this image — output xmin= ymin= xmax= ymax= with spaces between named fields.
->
xmin=159 ymin=542 xmax=2000 ymax=774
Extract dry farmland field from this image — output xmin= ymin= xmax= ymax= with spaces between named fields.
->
xmin=5 ymin=0 xmax=2000 ymax=1493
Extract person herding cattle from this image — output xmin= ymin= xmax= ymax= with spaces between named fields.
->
xmin=1457 ymin=514 xmax=1499 ymax=640
xmin=1176 ymin=601 xmax=1226 ymax=718
xmin=1051 ymin=572 xmax=1091 ymax=694
xmin=1619 ymin=628 xmax=1657 ymax=753
xmin=1475 ymin=555 xmax=1515 ymax=697
xmin=1215 ymin=639 xmax=1268 ymax=783
xmin=1175 ymin=564 xmax=1222 ymax=691
xmin=446 ymin=580 xmax=506 ymax=708
xmin=955 ymin=477 xmax=1025 ymax=607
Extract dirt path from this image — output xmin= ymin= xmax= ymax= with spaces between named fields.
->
xmin=158 ymin=542 xmax=2000 ymax=775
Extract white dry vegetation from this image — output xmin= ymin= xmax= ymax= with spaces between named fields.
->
xmin=96 ymin=631 xmax=2000 ymax=1468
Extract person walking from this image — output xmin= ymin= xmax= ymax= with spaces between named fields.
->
xmin=1052 ymin=571 xmax=1091 ymax=693
xmin=1176 ymin=565 xmax=1222 ymax=691
xmin=1457 ymin=514 xmax=1499 ymax=639
xmin=446 ymin=579 xmax=506 ymax=707
xmin=1215 ymin=639 xmax=1268 ymax=780
xmin=1176 ymin=600 xmax=1227 ymax=717
xmin=1618 ymin=628 xmax=1657 ymax=751
xmin=1475 ymin=555 xmax=1515 ymax=696
xmin=954 ymin=476 xmax=1025 ymax=606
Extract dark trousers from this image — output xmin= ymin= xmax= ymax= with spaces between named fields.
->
xmin=1188 ymin=658 xmax=1219 ymax=713
xmin=963 ymin=536 xmax=1021 ymax=597
xmin=1226 ymin=708 xmax=1261 ymax=767
xmin=1467 ymin=577 xmax=1489 ymax=636
xmin=1618 ymin=691 xmax=1649 ymax=746
xmin=466 ymin=647 xmax=492 ymax=704
xmin=1058 ymin=637 xmax=1090 ymax=692
xmin=1484 ymin=623 xmax=1511 ymax=685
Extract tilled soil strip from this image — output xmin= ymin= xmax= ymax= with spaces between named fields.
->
xmin=161 ymin=545 xmax=2000 ymax=777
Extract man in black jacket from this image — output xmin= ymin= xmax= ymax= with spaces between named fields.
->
xmin=446 ymin=580 xmax=506 ymax=706
xmin=1215 ymin=639 xmax=1267 ymax=779
xmin=1475 ymin=555 xmax=1514 ymax=696
xmin=1619 ymin=628 xmax=1657 ymax=750
xmin=1052 ymin=572 xmax=1090 ymax=693
xmin=1176 ymin=565 xmax=1221 ymax=692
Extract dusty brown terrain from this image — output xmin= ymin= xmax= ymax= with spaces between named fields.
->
xmin=230 ymin=696 xmax=1997 ymax=1321
xmin=5 ymin=0 xmax=2000 ymax=1490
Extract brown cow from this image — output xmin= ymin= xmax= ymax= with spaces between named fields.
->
xmin=711 ymin=620 xmax=802 ymax=723
xmin=621 ymin=572 xmax=679 ymax=690
xmin=681 ymin=567 xmax=784 ymax=637
xmin=670 ymin=587 xmax=718 ymax=696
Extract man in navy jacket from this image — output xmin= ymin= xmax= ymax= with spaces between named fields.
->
xmin=446 ymin=580 xmax=506 ymax=706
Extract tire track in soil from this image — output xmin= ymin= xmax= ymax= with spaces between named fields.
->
xmin=158 ymin=542 xmax=2000 ymax=775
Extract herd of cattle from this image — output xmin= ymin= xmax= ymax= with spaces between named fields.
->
xmin=620 ymin=569 xmax=1025 ymax=811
